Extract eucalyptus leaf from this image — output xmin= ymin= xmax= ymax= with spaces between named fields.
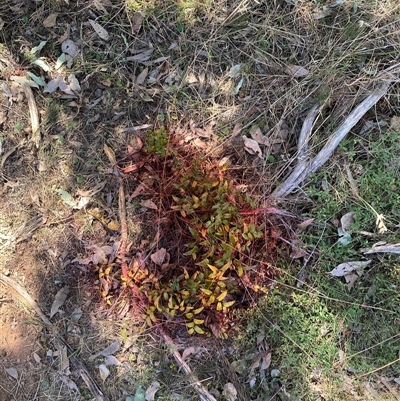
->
xmin=56 ymin=189 xmax=76 ymax=208
xmin=32 ymin=58 xmax=52 ymax=72
xmin=55 ymin=53 xmax=67 ymax=70
xmin=26 ymin=72 xmax=46 ymax=87
xmin=31 ymin=41 xmax=47 ymax=54
xmin=133 ymin=386 xmax=146 ymax=401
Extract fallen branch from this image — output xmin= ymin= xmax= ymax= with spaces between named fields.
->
xmin=159 ymin=326 xmax=218 ymax=401
xmin=273 ymin=64 xmax=400 ymax=198
xmin=0 ymin=273 xmax=109 ymax=401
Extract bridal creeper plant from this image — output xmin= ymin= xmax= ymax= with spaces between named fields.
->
xmin=119 ymin=128 xmax=265 ymax=334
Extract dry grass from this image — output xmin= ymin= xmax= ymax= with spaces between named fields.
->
xmin=0 ymin=0 xmax=400 ymax=399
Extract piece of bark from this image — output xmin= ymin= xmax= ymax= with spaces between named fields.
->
xmin=21 ymin=82 xmax=40 ymax=147
xmin=273 ymin=104 xmax=320 ymax=198
xmin=273 ymin=63 xmax=400 ymax=198
xmin=361 ymin=244 xmax=400 ymax=254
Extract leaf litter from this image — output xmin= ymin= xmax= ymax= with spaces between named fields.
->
xmin=89 ymin=19 xmax=109 ymax=41
xmin=50 ymin=286 xmax=70 ymax=318
xmin=89 ymin=340 xmax=120 ymax=360
xmin=329 ymin=260 xmax=372 ymax=290
xmin=145 ymin=381 xmax=160 ymax=401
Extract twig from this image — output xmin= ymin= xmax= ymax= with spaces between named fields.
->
xmin=158 ymin=326 xmax=218 ymax=401
xmin=21 ymin=82 xmax=40 ymax=147
xmin=356 ymin=357 xmax=400 ymax=379
xmin=118 ymin=177 xmax=128 ymax=259
xmin=121 ymin=124 xmax=152 ymax=133
xmin=103 ymin=144 xmax=128 ymax=260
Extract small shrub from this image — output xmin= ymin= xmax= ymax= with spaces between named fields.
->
xmin=100 ymin=127 xmax=278 ymax=334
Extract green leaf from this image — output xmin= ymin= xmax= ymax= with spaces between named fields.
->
xmin=217 ymin=290 xmax=228 ymax=302
xmin=194 ymin=325 xmax=205 ymax=334
xmin=56 ymin=189 xmax=77 ymax=208
xmin=132 ymin=386 xmax=146 ymax=401
xmin=30 ymin=41 xmax=47 ymax=54
xmin=223 ymin=300 xmax=235 ymax=308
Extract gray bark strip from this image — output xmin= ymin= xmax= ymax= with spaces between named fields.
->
xmin=273 ymin=63 xmax=400 ymax=199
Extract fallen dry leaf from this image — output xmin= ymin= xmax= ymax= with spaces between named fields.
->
xmin=33 ymin=352 xmax=41 ymax=363
xmin=312 ymin=9 xmax=332 ymax=19
xmin=250 ymin=126 xmax=269 ymax=146
xmin=260 ymin=351 xmax=272 ymax=370
xmin=59 ymin=345 xmax=70 ymax=373
xmin=43 ymin=13 xmax=58 ymax=28
xmin=44 ymin=78 xmax=62 ymax=94
xmin=151 ymin=248 xmax=167 ymax=266
xmin=193 ymin=138 xmax=208 ymax=149
xmin=101 ymin=79 xmax=112 ymax=87
xmin=145 ymin=381 xmax=160 ymax=401
xmin=99 ymin=364 xmax=110 ymax=381
xmin=131 ymin=11 xmax=145 ymax=32
xmin=90 ymin=245 xmax=110 ymax=265
xmin=242 ymin=136 xmax=262 ymax=158
xmin=329 ymin=260 xmax=371 ymax=277
xmin=93 ymin=0 xmax=111 ymax=14
xmin=297 ymin=218 xmax=315 ymax=231
xmin=50 ymin=286 xmax=70 ymax=318
xmin=340 ymin=212 xmax=355 ymax=232
xmin=286 ymin=64 xmax=309 ymax=78
xmin=62 ymin=39 xmax=79 ymax=57
xmin=389 ymin=115 xmax=400 ymax=132
xmin=344 ymin=271 xmax=363 ymax=290
xmin=136 ymin=67 xmax=149 ymax=85
xmin=90 ymin=340 xmax=120 ymax=360
xmin=222 ymin=383 xmax=237 ymax=401
xmin=89 ymin=19 xmax=109 ymax=40
xmin=376 ymin=214 xmax=388 ymax=234
xmin=5 ymin=367 xmax=18 ymax=380
xmin=60 ymin=375 xmax=79 ymax=392
xmin=182 ymin=346 xmax=203 ymax=360
xmin=70 ymin=307 xmax=82 ymax=321
xmin=141 ymin=199 xmax=158 ymax=210
xmin=130 ymin=182 xmax=149 ymax=198
xmin=104 ymin=355 xmax=121 ymax=366
xmin=125 ymin=49 xmax=153 ymax=62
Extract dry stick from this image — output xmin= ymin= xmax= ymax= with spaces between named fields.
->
xmin=118 ymin=176 xmax=128 ymax=260
xmin=273 ymin=81 xmax=392 ymax=199
xmin=103 ymin=144 xmax=128 ymax=260
xmin=159 ymin=326 xmax=218 ymax=401
xmin=21 ymin=82 xmax=40 ymax=148
xmin=0 ymin=273 xmax=109 ymax=401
